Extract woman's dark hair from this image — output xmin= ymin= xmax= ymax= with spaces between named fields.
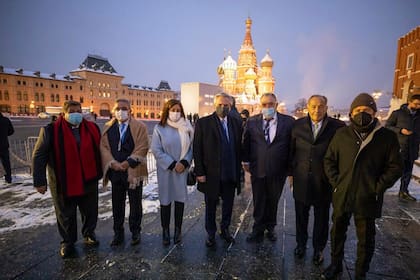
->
xmin=159 ymin=99 xmax=186 ymax=126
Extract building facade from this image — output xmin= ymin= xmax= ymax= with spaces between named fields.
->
xmin=217 ymin=17 xmax=275 ymax=110
xmin=181 ymin=82 xmax=222 ymax=117
xmin=0 ymin=55 xmax=177 ymax=119
xmin=390 ymin=26 xmax=420 ymax=111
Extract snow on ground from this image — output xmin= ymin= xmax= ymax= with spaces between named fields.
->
xmin=0 ymin=171 xmax=196 ymax=234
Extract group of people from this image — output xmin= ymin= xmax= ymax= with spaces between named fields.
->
xmin=29 ymin=91 xmax=419 ymax=280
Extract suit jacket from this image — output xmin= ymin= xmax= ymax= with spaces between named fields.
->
xmin=242 ymin=112 xmax=295 ymax=178
xmin=193 ymin=112 xmax=243 ymax=199
xmin=290 ymin=116 xmax=345 ymax=206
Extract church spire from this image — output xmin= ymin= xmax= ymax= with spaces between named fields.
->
xmin=242 ymin=17 xmax=253 ymax=47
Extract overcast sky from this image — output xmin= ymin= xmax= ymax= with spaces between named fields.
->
xmin=1 ymin=0 xmax=419 ymax=110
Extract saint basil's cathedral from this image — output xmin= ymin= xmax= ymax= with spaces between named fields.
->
xmin=217 ymin=17 xmax=275 ymax=110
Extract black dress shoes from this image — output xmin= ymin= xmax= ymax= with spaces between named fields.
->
xmin=312 ymin=250 xmax=324 ymax=265
xmin=131 ymin=233 xmax=141 ymax=246
xmin=220 ymin=229 xmax=234 ymax=243
xmin=246 ymin=231 xmax=264 ymax=243
xmin=294 ymin=246 xmax=305 ymax=258
xmin=265 ymin=229 xmax=277 ymax=241
xmin=110 ymin=234 xmax=124 ymax=246
xmin=206 ymin=234 xmax=216 ymax=247
xmin=59 ymin=243 xmax=75 ymax=259
xmin=321 ymin=264 xmax=343 ymax=280
xmin=83 ymin=234 xmax=99 ymax=246
xmin=399 ymin=191 xmax=417 ymax=201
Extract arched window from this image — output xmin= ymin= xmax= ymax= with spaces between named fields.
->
xmin=50 ymin=94 xmax=55 ymax=102
xmin=4 ymin=90 xmax=9 ymax=100
xmin=65 ymin=95 xmax=69 ymax=101
xmin=40 ymin=93 xmax=45 ymax=102
xmin=17 ymin=91 xmax=22 ymax=101
xmin=35 ymin=92 xmax=39 ymax=101
xmin=70 ymin=95 xmax=73 ymax=101
xmin=56 ymin=94 xmax=59 ymax=103
xmin=80 ymin=96 xmax=84 ymax=103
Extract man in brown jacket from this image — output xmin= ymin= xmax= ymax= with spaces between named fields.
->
xmin=100 ymin=98 xmax=149 ymax=246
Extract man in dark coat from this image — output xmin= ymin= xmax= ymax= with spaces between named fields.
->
xmin=290 ymin=95 xmax=345 ymax=264
xmin=242 ymin=93 xmax=295 ymax=243
xmin=322 ymin=93 xmax=402 ymax=280
xmin=385 ymin=94 xmax=420 ymax=201
xmin=0 ymin=112 xmax=14 ymax=183
xmin=32 ymin=101 xmax=103 ymax=258
xmin=193 ymin=92 xmax=243 ymax=247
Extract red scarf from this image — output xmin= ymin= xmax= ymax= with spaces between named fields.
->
xmin=53 ymin=116 xmax=101 ymax=196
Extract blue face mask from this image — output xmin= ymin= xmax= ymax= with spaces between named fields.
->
xmin=262 ymin=107 xmax=276 ymax=119
xmin=67 ymin=112 xmax=83 ymax=126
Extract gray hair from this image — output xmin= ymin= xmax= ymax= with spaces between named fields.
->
xmin=214 ymin=92 xmax=233 ymax=105
xmin=308 ymin=94 xmax=328 ymax=105
xmin=260 ymin=93 xmax=277 ymax=102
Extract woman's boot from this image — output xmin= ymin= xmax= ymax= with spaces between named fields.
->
xmin=174 ymin=201 xmax=184 ymax=244
xmin=161 ymin=204 xmax=171 ymax=246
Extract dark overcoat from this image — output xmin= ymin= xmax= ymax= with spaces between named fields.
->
xmin=193 ymin=112 xmax=243 ymax=199
xmin=290 ymin=116 xmax=345 ymax=206
xmin=324 ymin=123 xmax=402 ymax=218
xmin=385 ymin=104 xmax=420 ymax=162
xmin=242 ymin=112 xmax=294 ymax=179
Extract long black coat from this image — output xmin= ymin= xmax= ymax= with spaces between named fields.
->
xmin=324 ymin=123 xmax=402 ymax=218
xmin=242 ymin=112 xmax=294 ymax=178
xmin=0 ymin=114 xmax=14 ymax=150
xmin=193 ymin=112 xmax=243 ymax=199
xmin=290 ymin=116 xmax=345 ymax=206
xmin=385 ymin=104 xmax=420 ymax=162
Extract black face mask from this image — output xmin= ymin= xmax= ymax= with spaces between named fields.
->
xmin=216 ymin=106 xmax=230 ymax=118
xmin=351 ymin=112 xmax=373 ymax=127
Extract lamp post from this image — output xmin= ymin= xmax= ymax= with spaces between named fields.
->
xmin=29 ymin=100 xmax=35 ymax=116
xmin=372 ymin=91 xmax=382 ymax=101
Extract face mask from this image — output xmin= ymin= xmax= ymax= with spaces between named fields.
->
xmin=66 ymin=112 xmax=83 ymax=126
xmin=351 ymin=112 xmax=373 ymax=127
xmin=216 ymin=105 xmax=230 ymax=118
xmin=115 ymin=110 xmax=129 ymax=121
xmin=168 ymin=111 xmax=181 ymax=122
xmin=262 ymin=107 xmax=276 ymax=119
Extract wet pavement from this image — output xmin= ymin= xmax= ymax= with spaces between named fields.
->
xmin=0 ymin=175 xmax=419 ymax=280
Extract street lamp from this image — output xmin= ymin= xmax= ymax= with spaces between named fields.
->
xmin=372 ymin=91 xmax=382 ymax=101
xmin=29 ymin=101 xmax=35 ymax=116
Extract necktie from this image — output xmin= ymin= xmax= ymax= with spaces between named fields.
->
xmin=221 ymin=119 xmax=229 ymax=142
xmin=313 ymin=123 xmax=319 ymax=138
xmin=264 ymin=119 xmax=271 ymax=144
xmin=119 ymin=123 xmax=127 ymax=143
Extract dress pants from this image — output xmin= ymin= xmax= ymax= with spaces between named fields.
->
xmin=204 ymin=181 xmax=235 ymax=236
xmin=111 ymin=178 xmax=143 ymax=236
xmin=330 ymin=212 xmax=376 ymax=277
xmin=400 ymin=158 xmax=414 ymax=192
xmin=251 ymin=176 xmax=285 ymax=233
xmin=0 ymin=149 xmax=12 ymax=182
xmin=50 ymin=183 xmax=98 ymax=245
xmin=294 ymin=200 xmax=330 ymax=251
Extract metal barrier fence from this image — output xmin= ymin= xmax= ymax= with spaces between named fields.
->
xmin=0 ymin=137 xmax=157 ymax=177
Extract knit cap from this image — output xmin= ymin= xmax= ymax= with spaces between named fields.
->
xmin=350 ymin=93 xmax=377 ymax=112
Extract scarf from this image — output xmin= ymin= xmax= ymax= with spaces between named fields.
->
xmin=53 ymin=116 xmax=102 ymax=197
xmin=167 ymin=117 xmax=194 ymax=160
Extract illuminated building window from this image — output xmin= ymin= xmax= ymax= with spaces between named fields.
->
xmin=407 ymin=53 xmax=414 ymax=70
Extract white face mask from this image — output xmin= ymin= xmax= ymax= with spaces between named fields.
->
xmin=168 ymin=111 xmax=181 ymax=122
xmin=115 ymin=109 xmax=129 ymax=121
